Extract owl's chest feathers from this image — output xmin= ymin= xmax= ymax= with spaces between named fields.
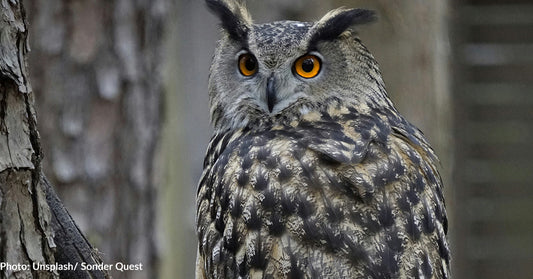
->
xmin=197 ymin=107 xmax=448 ymax=277
xmin=199 ymin=110 xmax=408 ymax=229
xmin=200 ymin=108 xmax=418 ymax=217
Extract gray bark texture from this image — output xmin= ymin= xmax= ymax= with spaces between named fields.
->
xmin=1 ymin=1 xmax=107 ymax=279
xmin=24 ymin=0 xmax=169 ymax=278
xmin=42 ymin=175 xmax=109 ymax=279
xmin=0 ymin=1 xmax=54 ymax=278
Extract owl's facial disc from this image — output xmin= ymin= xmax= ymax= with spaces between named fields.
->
xmin=257 ymin=70 xmax=311 ymax=116
xmin=261 ymin=52 xmax=323 ymax=114
xmin=207 ymin=2 xmax=379 ymax=130
xmin=235 ymin=49 xmax=307 ymax=115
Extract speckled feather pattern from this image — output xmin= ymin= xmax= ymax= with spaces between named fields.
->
xmin=250 ymin=22 xmax=313 ymax=67
xmin=197 ymin=2 xmax=450 ymax=278
xmin=197 ymin=106 xmax=449 ymax=278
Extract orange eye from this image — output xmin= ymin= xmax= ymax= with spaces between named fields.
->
xmin=238 ymin=53 xmax=258 ymax=76
xmin=294 ymin=55 xmax=321 ymax=79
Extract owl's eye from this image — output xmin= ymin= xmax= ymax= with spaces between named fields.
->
xmin=294 ymin=55 xmax=321 ymax=79
xmin=238 ymin=53 xmax=258 ymax=76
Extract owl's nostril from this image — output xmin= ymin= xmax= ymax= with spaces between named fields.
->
xmin=266 ymin=75 xmax=277 ymax=113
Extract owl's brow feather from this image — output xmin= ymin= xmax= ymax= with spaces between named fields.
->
xmin=308 ymin=8 xmax=376 ymax=51
xmin=206 ymin=0 xmax=250 ymax=47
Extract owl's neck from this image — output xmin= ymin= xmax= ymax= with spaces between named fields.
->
xmin=211 ymin=95 xmax=399 ymax=136
xmin=211 ymin=98 xmax=324 ymax=133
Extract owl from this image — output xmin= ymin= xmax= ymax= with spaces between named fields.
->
xmin=196 ymin=0 xmax=450 ymax=278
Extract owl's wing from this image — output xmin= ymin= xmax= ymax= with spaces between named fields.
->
xmin=195 ymin=247 xmax=207 ymax=279
xmin=299 ymin=117 xmax=450 ymax=278
xmin=269 ymin=117 xmax=449 ymax=278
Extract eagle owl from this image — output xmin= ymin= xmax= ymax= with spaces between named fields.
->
xmin=196 ymin=0 xmax=450 ymax=278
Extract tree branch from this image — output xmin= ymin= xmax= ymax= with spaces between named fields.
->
xmin=41 ymin=175 xmax=110 ymax=279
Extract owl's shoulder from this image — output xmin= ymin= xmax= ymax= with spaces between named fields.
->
xmin=203 ymin=107 xmax=440 ymax=188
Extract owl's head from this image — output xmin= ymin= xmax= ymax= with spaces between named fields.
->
xmin=207 ymin=0 xmax=391 ymax=131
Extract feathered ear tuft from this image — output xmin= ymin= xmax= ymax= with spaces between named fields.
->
xmin=308 ymin=8 xmax=376 ymax=49
xmin=206 ymin=0 xmax=252 ymax=44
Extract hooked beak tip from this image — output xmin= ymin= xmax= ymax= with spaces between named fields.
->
xmin=266 ymin=76 xmax=276 ymax=113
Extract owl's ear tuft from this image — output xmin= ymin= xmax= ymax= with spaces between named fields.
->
xmin=206 ymin=0 xmax=252 ymax=44
xmin=308 ymin=8 xmax=376 ymax=49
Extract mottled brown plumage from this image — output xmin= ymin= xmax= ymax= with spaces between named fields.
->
xmin=197 ymin=1 xmax=450 ymax=278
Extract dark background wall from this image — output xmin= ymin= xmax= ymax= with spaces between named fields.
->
xmin=452 ymin=0 xmax=533 ymax=278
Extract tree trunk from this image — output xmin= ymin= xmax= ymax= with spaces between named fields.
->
xmin=24 ymin=0 xmax=168 ymax=278
xmin=1 ymin=1 xmax=107 ymax=279
xmin=0 ymin=1 xmax=55 ymax=278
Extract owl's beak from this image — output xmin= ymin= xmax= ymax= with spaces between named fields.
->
xmin=266 ymin=75 xmax=277 ymax=113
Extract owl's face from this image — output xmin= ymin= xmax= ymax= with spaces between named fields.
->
xmin=207 ymin=0 xmax=386 ymax=131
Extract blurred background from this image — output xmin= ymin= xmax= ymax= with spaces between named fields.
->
xmin=22 ymin=0 xmax=533 ymax=278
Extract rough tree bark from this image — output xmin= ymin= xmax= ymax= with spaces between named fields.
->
xmin=1 ymin=1 xmax=107 ymax=279
xmin=24 ymin=0 xmax=168 ymax=278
